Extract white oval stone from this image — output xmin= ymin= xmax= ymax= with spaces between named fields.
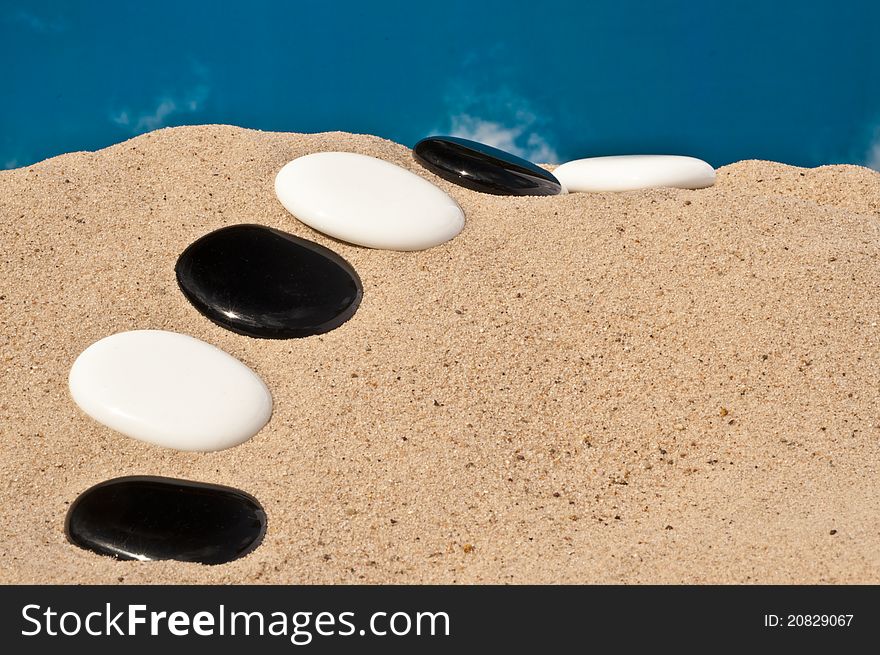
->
xmin=274 ymin=152 xmax=465 ymax=251
xmin=552 ymin=155 xmax=716 ymax=192
xmin=69 ymin=330 xmax=272 ymax=452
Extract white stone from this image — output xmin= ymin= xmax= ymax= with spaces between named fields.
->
xmin=69 ymin=330 xmax=272 ymax=452
xmin=274 ymin=152 xmax=465 ymax=251
xmin=552 ymin=155 xmax=716 ymax=192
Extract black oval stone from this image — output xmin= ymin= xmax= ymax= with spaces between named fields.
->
xmin=413 ymin=135 xmax=563 ymax=196
xmin=65 ymin=476 xmax=267 ymax=564
xmin=176 ymin=224 xmax=363 ymax=339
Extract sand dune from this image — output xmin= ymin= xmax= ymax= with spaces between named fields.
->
xmin=1 ymin=125 xmax=878 ymax=583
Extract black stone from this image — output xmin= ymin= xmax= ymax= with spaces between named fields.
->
xmin=65 ymin=476 xmax=267 ymax=564
xmin=176 ymin=224 xmax=362 ymax=339
xmin=413 ymin=135 xmax=563 ymax=196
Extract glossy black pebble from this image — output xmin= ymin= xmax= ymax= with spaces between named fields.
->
xmin=176 ymin=224 xmax=362 ymax=339
xmin=65 ymin=476 xmax=267 ymax=564
xmin=413 ymin=135 xmax=563 ymax=196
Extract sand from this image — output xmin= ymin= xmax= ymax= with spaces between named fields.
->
xmin=1 ymin=125 xmax=878 ymax=584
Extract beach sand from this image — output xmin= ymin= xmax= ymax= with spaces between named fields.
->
xmin=1 ymin=125 xmax=878 ymax=584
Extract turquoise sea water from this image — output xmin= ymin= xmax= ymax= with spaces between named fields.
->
xmin=1 ymin=0 xmax=878 ymax=169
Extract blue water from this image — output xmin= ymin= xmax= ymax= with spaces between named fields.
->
xmin=2 ymin=0 xmax=879 ymax=169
